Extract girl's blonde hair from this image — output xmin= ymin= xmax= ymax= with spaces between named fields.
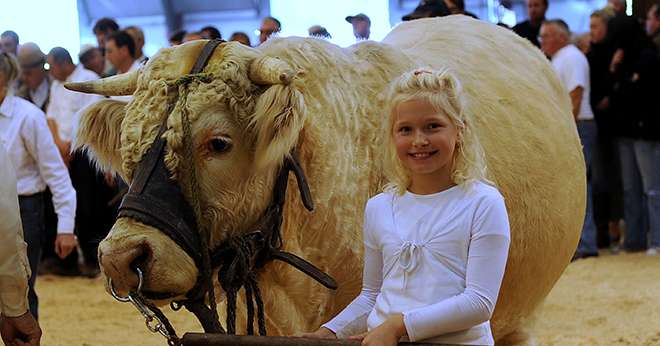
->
xmin=0 ymin=52 xmax=20 ymax=88
xmin=383 ymin=67 xmax=488 ymax=194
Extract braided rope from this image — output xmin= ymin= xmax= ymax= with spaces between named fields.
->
xmin=173 ymin=71 xmax=270 ymax=337
xmin=177 ymin=81 xmax=220 ymax=327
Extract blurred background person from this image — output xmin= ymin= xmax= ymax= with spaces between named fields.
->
xmin=587 ymin=10 xmax=624 ymax=252
xmin=402 ymin=0 xmax=451 ymax=21
xmin=445 ymin=0 xmax=479 ymax=18
xmin=0 ymin=30 xmax=19 ymax=56
xmin=47 ymin=47 xmax=109 ymax=276
xmin=15 ymin=43 xmax=50 ymax=112
xmin=78 ymin=44 xmax=105 ymax=77
xmin=259 ymin=16 xmax=281 ymax=44
xmin=229 ymin=31 xmax=251 ymax=46
xmin=124 ymin=25 xmax=147 ymax=64
xmin=540 ymin=19 xmax=599 ymax=259
xmin=345 ymin=13 xmax=371 ymax=40
xmin=105 ymin=31 xmax=137 ymax=75
xmin=648 ymin=4 xmax=660 ymax=54
xmin=0 ymin=52 xmax=77 ymax=320
xmin=513 ymin=0 xmax=548 ymax=48
xmin=308 ymin=25 xmax=332 ymax=39
xmin=92 ymin=17 xmax=119 ymax=76
xmin=182 ymin=31 xmax=203 ymax=43
xmin=168 ymin=29 xmax=186 ymax=46
xmin=200 ymin=25 xmax=222 ymax=40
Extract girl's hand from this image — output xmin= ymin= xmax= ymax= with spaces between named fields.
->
xmin=349 ymin=314 xmax=406 ymax=346
xmin=297 ymin=327 xmax=337 ymax=339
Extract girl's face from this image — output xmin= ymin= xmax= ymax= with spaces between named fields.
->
xmin=393 ymin=98 xmax=459 ymax=187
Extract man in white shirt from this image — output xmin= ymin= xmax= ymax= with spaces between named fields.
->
xmin=540 ymin=19 xmax=598 ymax=259
xmin=46 ymin=47 xmax=111 ymax=277
xmin=105 ymin=31 xmax=142 ymax=102
xmin=46 ymin=47 xmax=102 ymax=163
xmin=0 ymin=85 xmax=77 ymax=319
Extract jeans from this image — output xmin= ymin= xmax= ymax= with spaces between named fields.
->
xmin=618 ymin=138 xmax=660 ymax=250
xmin=18 ymin=192 xmax=46 ymax=320
xmin=576 ymin=121 xmax=598 ymax=254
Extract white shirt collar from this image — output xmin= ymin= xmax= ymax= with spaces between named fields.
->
xmin=29 ymin=78 xmax=49 ymax=108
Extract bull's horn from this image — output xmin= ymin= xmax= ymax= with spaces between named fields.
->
xmin=249 ymin=56 xmax=296 ymax=85
xmin=64 ymin=69 xmax=139 ymax=96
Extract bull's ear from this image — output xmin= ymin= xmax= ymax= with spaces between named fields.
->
xmin=248 ymin=56 xmax=306 ymax=169
xmin=74 ymin=99 xmax=126 ymax=173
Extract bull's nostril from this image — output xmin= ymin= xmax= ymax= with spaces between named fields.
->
xmin=129 ymin=242 xmax=152 ymax=274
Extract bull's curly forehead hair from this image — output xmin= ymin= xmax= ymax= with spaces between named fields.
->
xmin=120 ymin=44 xmax=259 ymax=179
xmin=382 ymin=67 xmax=488 ymax=194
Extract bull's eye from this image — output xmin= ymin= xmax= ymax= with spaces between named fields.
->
xmin=208 ymin=137 xmax=232 ymax=154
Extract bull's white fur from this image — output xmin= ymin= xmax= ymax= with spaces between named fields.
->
xmin=79 ymin=16 xmax=583 ymax=344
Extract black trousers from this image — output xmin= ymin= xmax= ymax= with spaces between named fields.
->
xmin=18 ymin=192 xmax=46 ymax=320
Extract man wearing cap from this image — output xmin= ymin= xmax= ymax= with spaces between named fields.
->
xmin=346 ymin=13 xmax=371 ymax=41
xmin=402 ymin=0 xmax=451 ymax=21
xmin=15 ymin=43 xmax=51 ymax=112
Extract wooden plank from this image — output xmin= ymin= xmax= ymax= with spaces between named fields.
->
xmin=182 ymin=333 xmax=450 ymax=346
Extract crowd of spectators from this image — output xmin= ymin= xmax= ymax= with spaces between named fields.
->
xmin=0 ymin=0 xmax=658 ymax=343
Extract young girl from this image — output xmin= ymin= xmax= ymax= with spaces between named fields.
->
xmin=303 ymin=68 xmax=510 ymax=345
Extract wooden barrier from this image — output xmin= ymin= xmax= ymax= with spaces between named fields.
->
xmin=181 ymin=333 xmax=450 ymax=346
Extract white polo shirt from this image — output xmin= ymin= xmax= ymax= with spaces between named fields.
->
xmin=550 ymin=44 xmax=594 ymax=121
xmin=47 ymin=64 xmax=102 ymax=143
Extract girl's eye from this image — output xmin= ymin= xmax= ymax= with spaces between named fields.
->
xmin=427 ymin=123 xmax=443 ymax=129
xmin=208 ymin=137 xmax=232 ymax=154
xmin=398 ymin=126 xmax=411 ymax=134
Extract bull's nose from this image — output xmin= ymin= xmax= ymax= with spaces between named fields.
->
xmin=100 ymin=242 xmax=151 ymax=295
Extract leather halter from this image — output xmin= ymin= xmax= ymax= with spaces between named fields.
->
xmin=116 ymin=39 xmax=337 ymax=336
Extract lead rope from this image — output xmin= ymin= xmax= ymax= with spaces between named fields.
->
xmin=177 ymin=77 xmax=221 ymax=329
xmin=218 ymin=236 xmax=268 ymax=335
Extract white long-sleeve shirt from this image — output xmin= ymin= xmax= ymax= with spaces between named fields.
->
xmin=47 ymin=64 xmax=102 ymax=143
xmin=324 ymin=181 xmax=510 ymax=345
xmin=0 ymin=94 xmax=76 ymax=234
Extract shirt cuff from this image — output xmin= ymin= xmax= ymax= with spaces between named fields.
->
xmin=57 ymin=217 xmax=75 ymax=234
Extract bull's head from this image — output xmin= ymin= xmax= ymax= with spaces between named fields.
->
xmin=69 ymin=41 xmax=308 ymax=299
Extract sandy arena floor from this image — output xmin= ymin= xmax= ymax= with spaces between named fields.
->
xmin=38 ymin=252 xmax=660 ymax=345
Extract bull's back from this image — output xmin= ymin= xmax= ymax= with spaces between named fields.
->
xmin=384 ymin=16 xmax=584 ymax=339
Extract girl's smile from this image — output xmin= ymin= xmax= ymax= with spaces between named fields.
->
xmin=393 ymin=98 xmax=459 ymax=194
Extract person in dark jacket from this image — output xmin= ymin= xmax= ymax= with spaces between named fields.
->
xmin=512 ymin=0 xmax=548 ymax=47
xmin=587 ymin=10 xmax=623 ymax=251
xmin=610 ymin=15 xmax=660 ymax=255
